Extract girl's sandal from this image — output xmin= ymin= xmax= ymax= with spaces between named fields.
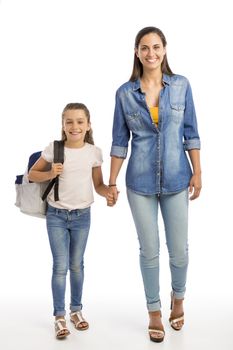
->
xmin=55 ymin=318 xmax=71 ymax=339
xmin=70 ymin=311 xmax=89 ymax=331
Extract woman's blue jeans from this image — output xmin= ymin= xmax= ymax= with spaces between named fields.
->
xmin=46 ymin=204 xmax=90 ymax=316
xmin=127 ymin=188 xmax=189 ymax=312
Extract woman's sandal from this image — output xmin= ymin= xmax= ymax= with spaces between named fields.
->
xmin=148 ymin=328 xmax=165 ymax=343
xmin=70 ymin=311 xmax=89 ymax=331
xmin=169 ymin=292 xmax=184 ymax=331
xmin=55 ymin=318 xmax=70 ymax=339
xmin=169 ymin=315 xmax=184 ymax=331
xmin=148 ymin=311 xmax=165 ymax=343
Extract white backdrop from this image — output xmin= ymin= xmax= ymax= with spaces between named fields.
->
xmin=1 ymin=0 xmax=233 ymax=349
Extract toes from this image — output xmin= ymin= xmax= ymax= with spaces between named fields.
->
xmin=172 ymin=320 xmax=184 ymax=330
xmin=150 ymin=332 xmax=163 ymax=339
xmin=80 ymin=322 xmax=88 ymax=329
xmin=57 ymin=330 xmax=66 ymax=338
xmin=174 ymin=322 xmax=181 ymax=329
xmin=76 ymin=321 xmax=88 ymax=330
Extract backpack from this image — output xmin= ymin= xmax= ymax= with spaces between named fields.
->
xmin=15 ymin=140 xmax=64 ymax=218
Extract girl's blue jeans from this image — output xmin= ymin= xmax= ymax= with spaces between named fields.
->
xmin=127 ymin=188 xmax=189 ymax=312
xmin=46 ymin=204 xmax=90 ymax=316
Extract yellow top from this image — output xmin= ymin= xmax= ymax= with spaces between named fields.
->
xmin=150 ymin=106 xmax=159 ymax=125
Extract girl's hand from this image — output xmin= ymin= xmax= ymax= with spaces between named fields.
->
xmin=50 ymin=163 xmax=63 ymax=178
xmin=189 ymin=173 xmax=202 ymax=200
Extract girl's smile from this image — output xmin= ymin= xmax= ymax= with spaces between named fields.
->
xmin=63 ymin=109 xmax=90 ymax=147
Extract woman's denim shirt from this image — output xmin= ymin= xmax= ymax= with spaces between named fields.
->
xmin=110 ymin=74 xmax=201 ymax=195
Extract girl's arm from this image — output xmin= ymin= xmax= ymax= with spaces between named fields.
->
xmin=188 ymin=149 xmax=202 ymax=200
xmin=28 ymin=157 xmax=63 ymax=182
xmin=92 ymin=166 xmax=114 ymax=205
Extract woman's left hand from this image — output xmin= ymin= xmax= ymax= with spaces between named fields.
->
xmin=189 ymin=173 xmax=202 ymax=200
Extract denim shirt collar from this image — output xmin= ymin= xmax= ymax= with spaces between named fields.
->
xmin=132 ymin=74 xmax=171 ymax=91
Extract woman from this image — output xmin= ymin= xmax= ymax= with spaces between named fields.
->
xmin=108 ymin=27 xmax=201 ymax=342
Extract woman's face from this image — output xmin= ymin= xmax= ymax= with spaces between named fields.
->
xmin=135 ymin=33 xmax=166 ymax=72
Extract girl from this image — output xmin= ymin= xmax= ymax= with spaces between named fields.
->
xmin=109 ymin=27 xmax=201 ymax=342
xmin=29 ymin=102 xmax=114 ymax=339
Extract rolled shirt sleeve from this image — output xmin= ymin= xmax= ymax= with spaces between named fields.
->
xmin=183 ymin=81 xmax=201 ymax=151
xmin=110 ymin=89 xmax=130 ymax=158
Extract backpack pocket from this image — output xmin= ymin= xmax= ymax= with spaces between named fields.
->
xmin=15 ymin=179 xmax=49 ymax=218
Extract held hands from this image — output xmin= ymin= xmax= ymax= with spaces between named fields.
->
xmin=189 ymin=173 xmax=202 ymax=200
xmin=106 ymin=185 xmax=119 ymax=207
xmin=50 ymin=163 xmax=63 ymax=179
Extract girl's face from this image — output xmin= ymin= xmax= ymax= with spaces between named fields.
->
xmin=135 ymin=33 xmax=166 ymax=72
xmin=63 ymin=109 xmax=90 ymax=147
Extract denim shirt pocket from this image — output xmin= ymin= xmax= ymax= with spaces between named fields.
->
xmin=125 ymin=111 xmax=144 ymax=131
xmin=170 ymin=103 xmax=185 ymax=124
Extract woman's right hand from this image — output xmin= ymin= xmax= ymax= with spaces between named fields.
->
xmin=50 ymin=163 xmax=63 ymax=178
xmin=107 ymin=186 xmax=119 ymax=206
xmin=108 ymin=157 xmax=124 ymax=205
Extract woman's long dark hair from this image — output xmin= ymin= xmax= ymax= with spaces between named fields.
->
xmin=129 ymin=26 xmax=173 ymax=81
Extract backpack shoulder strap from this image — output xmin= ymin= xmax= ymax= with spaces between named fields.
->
xmin=54 ymin=140 xmax=64 ymax=164
xmin=53 ymin=140 xmax=64 ymax=201
xmin=41 ymin=140 xmax=64 ymax=202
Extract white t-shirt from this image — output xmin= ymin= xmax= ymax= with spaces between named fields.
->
xmin=42 ymin=142 xmax=103 ymax=210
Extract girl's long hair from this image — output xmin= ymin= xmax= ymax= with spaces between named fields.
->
xmin=61 ymin=102 xmax=94 ymax=145
xmin=129 ymin=26 xmax=174 ymax=81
